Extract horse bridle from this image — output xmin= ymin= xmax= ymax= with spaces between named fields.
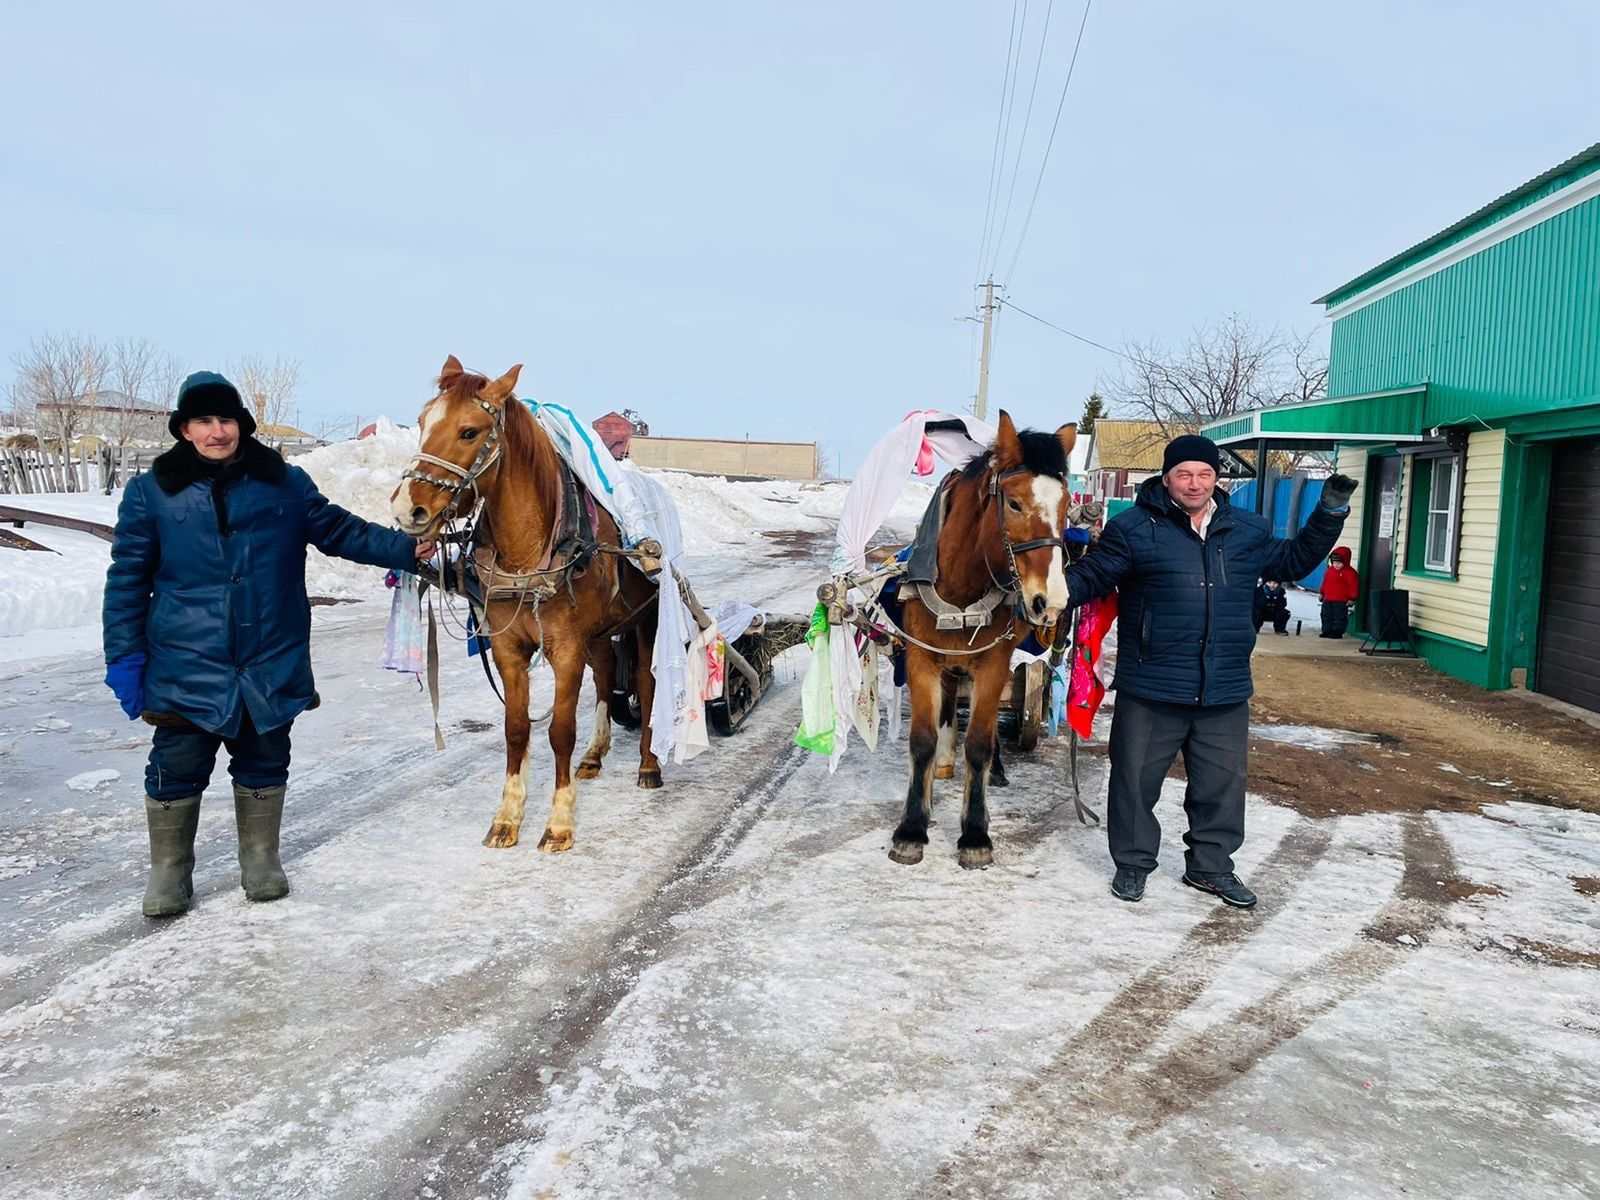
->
xmin=401 ymin=392 xmax=506 ymax=519
xmin=989 ymin=465 xmax=1067 ymax=591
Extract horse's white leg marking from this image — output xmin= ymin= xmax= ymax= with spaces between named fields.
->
xmin=582 ymin=698 xmax=612 ymax=763
xmin=495 ymin=756 xmax=528 ymax=831
xmin=935 ymin=710 xmax=957 ymax=780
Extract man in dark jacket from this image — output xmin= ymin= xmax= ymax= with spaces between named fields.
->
xmin=1066 ymin=435 xmax=1355 ymax=908
xmin=103 ymin=371 xmax=432 ymax=917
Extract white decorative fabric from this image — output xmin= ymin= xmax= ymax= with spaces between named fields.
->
xmin=831 ymin=411 xmax=996 ymax=575
xmin=825 ymin=411 xmax=996 ymax=768
xmin=524 ymin=400 xmax=696 ymax=762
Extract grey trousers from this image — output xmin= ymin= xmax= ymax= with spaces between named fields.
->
xmin=1106 ymin=692 xmax=1249 ymax=875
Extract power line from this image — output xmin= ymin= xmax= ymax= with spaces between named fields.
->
xmin=989 ymin=0 xmax=1055 ymax=279
xmin=1001 ymin=297 xmax=1126 ymax=358
xmin=984 ymin=0 xmax=1033 ymax=280
xmin=973 ymin=1 xmax=1024 ymax=288
xmin=1002 ymin=0 xmax=1094 ymax=286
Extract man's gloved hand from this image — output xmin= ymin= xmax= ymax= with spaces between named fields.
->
xmin=1321 ymin=473 xmax=1358 ymax=511
xmin=104 ymin=652 xmax=146 ymax=721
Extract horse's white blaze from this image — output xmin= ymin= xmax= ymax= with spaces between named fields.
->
xmin=1046 ymin=544 xmax=1068 ymax=610
xmin=1027 ymin=476 xmax=1069 ymax=616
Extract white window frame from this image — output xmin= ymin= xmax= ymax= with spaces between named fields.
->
xmin=1423 ymin=454 xmax=1460 ymax=573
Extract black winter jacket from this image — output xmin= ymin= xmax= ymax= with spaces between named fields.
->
xmin=1065 ymin=476 xmax=1347 ymax=706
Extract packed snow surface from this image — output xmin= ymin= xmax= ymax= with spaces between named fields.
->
xmin=3 ymin=441 xmax=1597 ymax=1199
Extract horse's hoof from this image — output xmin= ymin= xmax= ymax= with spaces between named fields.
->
xmin=637 ymin=769 xmax=663 ymax=790
xmin=934 ymin=764 xmax=955 ymax=780
xmin=888 ymin=841 xmax=925 ymax=866
xmin=537 ymin=827 xmax=574 ymax=852
xmin=483 ymin=822 xmax=520 ymax=849
xmin=576 ymin=760 xmax=602 ymax=780
xmin=958 ymin=844 xmax=994 ymax=870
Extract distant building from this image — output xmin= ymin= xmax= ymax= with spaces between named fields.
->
xmin=628 ymin=436 xmax=819 ymax=480
xmin=591 ymin=411 xmax=638 ymax=458
xmin=36 ymin=390 xmax=169 ymax=444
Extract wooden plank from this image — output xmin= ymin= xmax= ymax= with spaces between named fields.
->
xmin=0 ymin=504 xmax=116 ymax=542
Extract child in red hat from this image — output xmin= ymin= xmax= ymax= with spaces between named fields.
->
xmin=1319 ymin=546 xmax=1360 ymax=637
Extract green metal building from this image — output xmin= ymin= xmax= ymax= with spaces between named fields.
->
xmin=1204 ymin=144 xmax=1600 ymax=713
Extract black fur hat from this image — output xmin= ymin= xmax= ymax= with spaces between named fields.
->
xmin=168 ymin=371 xmax=256 ymax=439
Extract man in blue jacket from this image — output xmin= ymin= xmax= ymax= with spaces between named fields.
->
xmin=1066 ymin=435 xmax=1355 ymax=908
xmin=103 ymin=371 xmax=433 ymax=917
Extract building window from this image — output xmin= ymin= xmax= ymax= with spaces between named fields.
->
xmin=1406 ymin=452 xmax=1463 ymax=577
xmin=1424 ymin=454 xmax=1458 ymax=571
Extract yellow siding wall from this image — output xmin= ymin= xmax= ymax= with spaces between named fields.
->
xmin=628 ymin=437 xmax=818 ymax=479
xmin=1393 ymin=429 xmax=1505 ymax=646
xmin=1334 ymin=445 xmax=1369 ymax=571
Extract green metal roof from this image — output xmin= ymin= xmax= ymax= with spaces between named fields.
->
xmin=1200 ymin=386 xmax=1429 ymax=448
xmin=1315 ymin=143 xmax=1600 ymax=308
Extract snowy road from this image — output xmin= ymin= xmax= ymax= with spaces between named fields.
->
xmin=4 ymin=539 xmax=1600 ymax=1199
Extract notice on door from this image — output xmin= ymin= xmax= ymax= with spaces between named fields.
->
xmin=1378 ymin=493 xmax=1397 ymax=538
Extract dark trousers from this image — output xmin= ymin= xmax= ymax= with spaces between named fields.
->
xmin=145 ymin=712 xmax=293 ymax=802
xmin=1320 ymin=600 xmax=1349 ymax=638
xmin=1106 ymin=693 xmax=1249 ymax=876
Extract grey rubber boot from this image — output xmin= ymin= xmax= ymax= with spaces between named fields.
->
xmin=234 ymin=784 xmax=290 ymax=902
xmin=143 ymin=794 xmax=202 ymax=918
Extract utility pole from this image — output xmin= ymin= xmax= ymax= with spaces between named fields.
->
xmin=975 ymin=276 xmax=997 ymax=422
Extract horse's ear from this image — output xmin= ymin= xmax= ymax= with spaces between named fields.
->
xmin=992 ymin=410 xmax=1022 ymax=471
xmin=1056 ymin=422 xmax=1078 ymax=457
xmin=482 ymin=364 xmax=523 ymax=406
xmin=438 ymin=354 xmax=465 ymax=389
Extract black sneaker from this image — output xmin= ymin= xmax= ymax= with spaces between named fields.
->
xmin=1182 ymin=871 xmax=1257 ymax=908
xmin=1111 ymin=867 xmax=1147 ymax=903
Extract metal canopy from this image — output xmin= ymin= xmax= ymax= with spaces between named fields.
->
xmin=1201 ymin=386 xmax=1430 ymax=451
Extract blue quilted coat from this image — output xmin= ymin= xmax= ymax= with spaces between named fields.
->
xmin=103 ymin=439 xmax=417 ymax=736
xmin=1066 ymin=475 xmax=1348 ymax=706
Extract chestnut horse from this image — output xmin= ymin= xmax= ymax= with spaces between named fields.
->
xmin=391 ymin=357 xmax=661 ymax=852
xmin=890 ymin=412 xmax=1075 ymax=869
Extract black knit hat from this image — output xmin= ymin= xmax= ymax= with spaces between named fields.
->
xmin=169 ymin=371 xmax=256 ymax=439
xmin=1162 ymin=433 xmax=1221 ymax=474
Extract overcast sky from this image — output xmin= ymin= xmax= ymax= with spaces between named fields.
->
xmin=3 ymin=1 xmax=1596 ymax=473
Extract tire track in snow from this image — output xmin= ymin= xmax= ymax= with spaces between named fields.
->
xmin=932 ymin=816 xmax=1339 ymax=1197
xmin=388 ymin=709 xmax=812 ymax=1199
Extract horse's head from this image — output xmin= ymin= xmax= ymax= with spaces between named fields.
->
xmin=390 ymin=355 xmax=522 ymax=535
xmin=987 ymin=410 xmax=1076 ymax=627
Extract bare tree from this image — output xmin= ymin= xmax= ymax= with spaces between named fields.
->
xmin=1272 ymin=327 xmax=1330 ymax=407
xmin=103 ymin=337 xmax=185 ymax=450
xmin=12 ymin=333 xmax=109 ymax=449
xmin=231 ymin=355 xmax=303 ymax=436
xmin=1097 ymin=315 xmax=1287 ymax=438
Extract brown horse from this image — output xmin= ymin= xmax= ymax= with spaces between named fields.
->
xmin=890 ymin=411 xmax=1075 ymax=869
xmin=390 ymin=356 xmax=662 ymax=852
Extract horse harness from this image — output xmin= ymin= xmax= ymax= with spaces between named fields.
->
xmin=902 ymin=466 xmax=1066 ymax=634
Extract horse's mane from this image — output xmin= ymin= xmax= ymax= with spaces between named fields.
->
xmin=959 ymin=428 xmax=1069 ymax=484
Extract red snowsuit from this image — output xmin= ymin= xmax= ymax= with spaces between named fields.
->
xmin=1321 ymin=547 xmax=1360 ymax=602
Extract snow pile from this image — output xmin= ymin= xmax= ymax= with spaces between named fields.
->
xmin=294 ymin=419 xmax=420 ymax=598
xmin=0 ymin=511 xmax=116 ymax=646
xmin=648 ymin=468 xmax=934 ymax=555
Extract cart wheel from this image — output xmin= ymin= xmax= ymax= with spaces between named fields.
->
xmin=1017 ymin=660 xmax=1045 ymax=753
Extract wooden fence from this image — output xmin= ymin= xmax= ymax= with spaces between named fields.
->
xmin=2 ymin=438 xmax=329 ymax=496
xmin=0 ymin=445 xmax=167 ymax=495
